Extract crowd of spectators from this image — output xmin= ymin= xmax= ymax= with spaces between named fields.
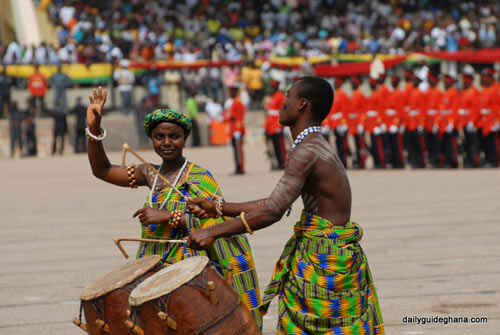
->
xmin=1 ymin=0 xmax=498 ymax=66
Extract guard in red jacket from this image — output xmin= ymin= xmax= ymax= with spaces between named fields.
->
xmin=366 ymin=77 xmax=386 ymax=168
xmin=348 ymin=76 xmax=367 ymax=169
xmin=384 ymin=75 xmax=406 ymax=168
xmin=328 ymin=77 xmax=349 ymax=167
xmin=406 ymin=75 xmax=427 ymax=168
xmin=438 ymin=75 xmax=460 ymax=168
xmin=263 ymin=80 xmax=287 ymax=170
xmin=459 ymin=72 xmax=480 ymax=168
xmin=224 ymin=85 xmax=246 ymax=174
xmin=425 ymin=71 xmax=444 ymax=168
xmin=478 ymin=68 xmax=499 ymax=167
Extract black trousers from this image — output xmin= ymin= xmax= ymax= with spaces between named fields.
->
xmin=52 ymin=130 xmax=66 ymax=155
xmin=25 ymin=125 xmax=37 ymax=156
xmin=425 ymin=131 xmax=441 ymax=168
xmin=269 ymin=133 xmax=286 ymax=169
xmin=408 ymin=130 xmax=426 ymax=168
xmin=387 ymin=132 xmax=405 ymax=168
xmin=463 ymin=129 xmax=480 ymax=167
xmin=334 ymin=129 xmax=349 ymax=168
xmin=231 ymin=135 xmax=245 ymax=173
xmin=441 ymin=131 xmax=459 ymax=168
xmin=9 ymin=125 xmax=23 ymax=157
xmin=369 ymin=133 xmax=386 ymax=168
xmin=74 ymin=128 xmax=87 ymax=153
xmin=483 ymin=132 xmax=499 ymax=167
xmin=353 ymin=133 xmax=366 ymax=168
xmin=191 ymin=119 xmax=201 ymax=147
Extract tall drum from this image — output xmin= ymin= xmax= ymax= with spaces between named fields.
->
xmin=74 ymin=255 xmax=163 ymax=334
xmin=129 ymin=256 xmax=260 ymax=335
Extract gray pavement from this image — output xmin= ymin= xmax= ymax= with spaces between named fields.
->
xmin=1 ymin=141 xmax=499 ymax=334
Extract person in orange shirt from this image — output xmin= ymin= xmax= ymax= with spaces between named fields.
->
xmin=28 ymin=64 xmax=48 ymax=116
xmin=366 ymin=77 xmax=386 ymax=168
xmin=348 ymin=76 xmax=367 ymax=169
xmin=385 ymin=75 xmax=406 ymax=168
xmin=438 ymin=75 xmax=460 ymax=168
xmin=459 ymin=72 xmax=481 ymax=168
xmin=263 ymin=80 xmax=286 ymax=170
xmin=329 ymin=77 xmax=349 ymax=167
xmin=425 ymin=71 xmax=444 ymax=168
xmin=478 ymin=68 xmax=499 ymax=167
xmin=224 ymin=85 xmax=246 ymax=174
xmin=406 ymin=74 xmax=427 ymax=168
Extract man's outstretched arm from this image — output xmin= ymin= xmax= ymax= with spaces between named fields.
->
xmin=187 ymin=142 xmax=319 ymax=249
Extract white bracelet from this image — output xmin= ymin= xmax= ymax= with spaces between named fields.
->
xmin=86 ymin=127 xmax=107 ymax=141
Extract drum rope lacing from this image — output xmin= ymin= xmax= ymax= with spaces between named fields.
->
xmin=92 ymin=299 xmax=106 ymax=323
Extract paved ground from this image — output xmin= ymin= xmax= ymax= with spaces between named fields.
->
xmin=1 ymin=141 xmax=499 ymax=335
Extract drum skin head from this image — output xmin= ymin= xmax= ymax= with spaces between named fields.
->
xmin=129 ymin=256 xmax=209 ymax=306
xmin=80 ymin=255 xmax=162 ymax=301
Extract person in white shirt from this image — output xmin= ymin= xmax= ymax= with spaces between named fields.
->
xmin=113 ymin=60 xmax=135 ymax=115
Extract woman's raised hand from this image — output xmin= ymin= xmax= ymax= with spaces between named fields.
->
xmin=86 ymin=86 xmax=107 ymax=133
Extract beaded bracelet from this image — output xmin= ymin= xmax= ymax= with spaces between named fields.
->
xmin=170 ymin=210 xmax=183 ymax=227
xmin=215 ymin=198 xmax=223 ymax=218
xmin=127 ymin=165 xmax=138 ymax=188
xmin=240 ymin=212 xmax=253 ymax=234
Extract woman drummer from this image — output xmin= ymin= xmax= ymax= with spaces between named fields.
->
xmin=86 ymin=87 xmax=262 ymax=329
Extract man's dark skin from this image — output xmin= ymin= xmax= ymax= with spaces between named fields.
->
xmin=186 ymin=78 xmax=352 ymax=249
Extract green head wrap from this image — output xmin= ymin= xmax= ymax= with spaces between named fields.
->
xmin=144 ymin=108 xmax=192 ymax=137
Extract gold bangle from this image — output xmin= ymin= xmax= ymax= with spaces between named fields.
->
xmin=126 ymin=165 xmax=138 ymax=188
xmin=240 ymin=212 xmax=253 ymax=234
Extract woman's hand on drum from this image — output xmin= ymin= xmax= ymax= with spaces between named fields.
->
xmin=187 ymin=198 xmax=217 ymax=219
xmin=133 ymin=208 xmax=171 ymax=226
xmin=186 ymin=228 xmax=216 ymax=250
xmin=87 ymin=86 xmax=107 ymax=133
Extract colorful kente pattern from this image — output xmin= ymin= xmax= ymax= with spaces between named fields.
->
xmin=261 ymin=211 xmax=384 ymax=335
xmin=143 ymin=108 xmax=192 ymax=136
xmin=136 ymin=162 xmax=262 ymax=329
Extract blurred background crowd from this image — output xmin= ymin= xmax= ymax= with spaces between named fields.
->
xmin=0 ymin=0 xmax=499 ymax=171
xmin=2 ymin=0 xmax=498 ymax=65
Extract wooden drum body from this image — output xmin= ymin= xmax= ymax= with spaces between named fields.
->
xmin=74 ymin=255 xmax=163 ymax=335
xmin=129 ymin=256 xmax=260 ymax=335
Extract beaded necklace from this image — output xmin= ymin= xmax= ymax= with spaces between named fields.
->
xmin=290 ymin=126 xmax=322 ymax=151
xmin=148 ymin=159 xmax=188 ymax=210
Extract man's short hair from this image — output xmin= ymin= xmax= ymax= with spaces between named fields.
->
xmin=296 ymin=76 xmax=334 ymax=123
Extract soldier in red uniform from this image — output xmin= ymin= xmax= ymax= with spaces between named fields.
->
xmin=478 ymin=68 xmax=499 ymax=167
xmin=328 ymin=77 xmax=349 ymax=167
xmin=348 ymin=76 xmax=367 ymax=169
xmin=384 ymin=75 xmax=406 ymax=168
xmin=425 ymin=71 xmax=444 ymax=168
xmin=406 ymin=73 xmax=427 ymax=168
xmin=263 ymin=80 xmax=287 ymax=170
xmin=438 ymin=75 xmax=459 ymax=168
xmin=458 ymin=72 xmax=481 ymax=168
xmin=366 ymin=77 xmax=386 ymax=168
xmin=224 ymin=85 xmax=246 ymax=174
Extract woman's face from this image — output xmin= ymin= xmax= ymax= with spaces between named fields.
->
xmin=150 ymin=122 xmax=186 ymax=161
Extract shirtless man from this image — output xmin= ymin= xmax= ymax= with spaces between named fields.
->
xmin=187 ymin=76 xmax=385 ymax=334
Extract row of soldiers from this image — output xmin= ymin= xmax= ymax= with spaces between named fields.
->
xmin=264 ymin=69 xmax=500 ymax=169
